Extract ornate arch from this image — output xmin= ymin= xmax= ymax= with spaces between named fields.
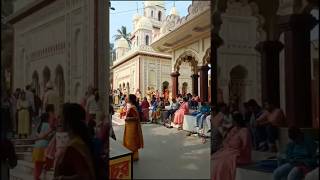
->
xmin=42 ymin=66 xmax=51 ymax=88
xmin=32 ymin=71 xmax=40 ymax=96
xmin=174 ymin=50 xmax=199 ymax=73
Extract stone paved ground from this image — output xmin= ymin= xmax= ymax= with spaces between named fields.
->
xmin=113 ymin=122 xmax=211 ymax=179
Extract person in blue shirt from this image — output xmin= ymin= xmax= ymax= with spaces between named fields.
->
xmin=273 ymin=127 xmax=318 ymax=180
xmin=32 ymin=113 xmax=53 ymax=180
xmin=195 ymin=101 xmax=211 ymax=134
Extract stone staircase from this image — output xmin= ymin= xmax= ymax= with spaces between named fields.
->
xmin=10 ymin=138 xmax=54 ymax=180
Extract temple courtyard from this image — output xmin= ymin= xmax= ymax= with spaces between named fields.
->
xmin=112 ymin=117 xmax=210 ymax=179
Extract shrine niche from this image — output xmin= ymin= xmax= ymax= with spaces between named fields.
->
xmin=42 ymin=66 xmax=51 ymax=89
xmin=55 ymin=65 xmax=65 ymax=114
xmin=229 ymin=65 xmax=248 ymax=107
xmin=162 ymin=81 xmax=170 ymax=103
xmin=182 ymin=82 xmax=188 ymax=96
xmin=32 ymin=71 xmax=40 ymax=96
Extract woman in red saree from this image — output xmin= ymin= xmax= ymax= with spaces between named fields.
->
xmin=123 ymin=94 xmax=144 ymax=161
xmin=212 ymin=112 xmax=252 ymax=180
xmin=173 ymin=97 xmax=189 ymax=129
xmin=140 ymin=97 xmax=150 ymax=122
xmin=53 ymin=103 xmax=95 ymax=180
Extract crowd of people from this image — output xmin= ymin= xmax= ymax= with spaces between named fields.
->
xmin=3 ymin=82 xmax=59 ymax=138
xmin=210 ymin=100 xmax=319 ymax=180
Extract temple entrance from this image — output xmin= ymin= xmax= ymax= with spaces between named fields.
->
xmin=55 ymin=65 xmax=65 ymax=115
xmin=31 ymin=71 xmax=40 ymax=96
xmin=171 ymin=50 xmax=199 ymax=99
xmin=162 ymin=81 xmax=169 ymax=103
xmin=229 ymin=65 xmax=248 ymax=108
xmin=42 ymin=66 xmax=51 ymax=88
xmin=182 ymin=82 xmax=188 ymax=96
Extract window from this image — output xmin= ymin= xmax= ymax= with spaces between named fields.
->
xmin=137 ymin=36 xmax=139 ymax=46
xmin=151 ymin=10 xmax=153 ymax=17
xmin=145 ymin=35 xmax=149 ymax=45
xmin=158 ymin=11 xmax=162 ymax=21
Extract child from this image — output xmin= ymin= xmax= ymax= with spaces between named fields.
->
xmin=32 ymin=113 xmax=52 ymax=180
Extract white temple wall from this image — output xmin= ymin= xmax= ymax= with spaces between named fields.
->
xmin=12 ymin=0 xmax=95 ymax=102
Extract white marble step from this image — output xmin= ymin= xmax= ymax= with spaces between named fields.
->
xmin=10 ymin=160 xmax=54 ymax=180
xmin=16 ymin=152 xmax=33 ymax=162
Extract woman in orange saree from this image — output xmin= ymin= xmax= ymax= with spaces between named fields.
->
xmin=211 ymin=112 xmax=252 ymax=180
xmin=123 ymin=94 xmax=144 ymax=161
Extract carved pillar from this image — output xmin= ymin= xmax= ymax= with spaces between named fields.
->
xmin=171 ymin=72 xmax=180 ymax=99
xmin=211 ymin=34 xmax=223 ymax=105
xmin=191 ymin=74 xmax=199 ymax=96
xmin=255 ymin=41 xmax=283 ymax=107
xmin=278 ymin=14 xmax=317 ymax=127
xmin=199 ymin=65 xmax=210 ymax=102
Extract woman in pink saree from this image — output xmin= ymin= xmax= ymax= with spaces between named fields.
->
xmin=173 ymin=97 xmax=189 ymax=128
xmin=212 ymin=112 xmax=252 ymax=180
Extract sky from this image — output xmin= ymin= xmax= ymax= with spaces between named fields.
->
xmin=109 ymin=1 xmax=318 ymax=43
xmin=109 ymin=1 xmax=192 ymax=44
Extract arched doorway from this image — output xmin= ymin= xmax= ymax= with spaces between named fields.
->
xmin=42 ymin=66 xmax=51 ymax=90
xmin=162 ymin=81 xmax=169 ymax=102
xmin=172 ymin=50 xmax=199 ymax=98
xmin=126 ymin=82 xmax=130 ymax=94
xmin=55 ymin=65 xmax=65 ymax=114
xmin=182 ymin=82 xmax=188 ymax=96
xmin=229 ymin=65 xmax=248 ymax=108
xmin=32 ymin=71 xmax=40 ymax=96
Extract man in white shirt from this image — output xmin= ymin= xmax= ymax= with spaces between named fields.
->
xmin=43 ymin=82 xmax=59 ymax=115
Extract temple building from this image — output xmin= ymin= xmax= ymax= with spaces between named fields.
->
xmin=112 ymin=1 xmax=193 ymax=97
xmin=152 ymin=0 xmax=319 ymax=128
xmin=7 ymin=0 xmax=104 ymax=104
xmin=152 ymin=1 xmax=262 ymax=105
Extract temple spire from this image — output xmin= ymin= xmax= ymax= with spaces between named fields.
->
xmin=136 ymin=2 xmax=138 ymax=13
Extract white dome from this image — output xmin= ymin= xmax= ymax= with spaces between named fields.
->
xmin=133 ymin=13 xmax=140 ymax=21
xmin=136 ymin=16 xmax=153 ymax=30
xmin=170 ymin=6 xmax=180 ymax=16
xmin=116 ymin=37 xmax=129 ymax=48
xmin=144 ymin=1 xmax=165 ymax=8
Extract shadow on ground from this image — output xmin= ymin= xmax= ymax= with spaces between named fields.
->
xmin=113 ymin=123 xmax=210 ymax=179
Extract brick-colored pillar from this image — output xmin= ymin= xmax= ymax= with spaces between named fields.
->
xmin=170 ymin=72 xmax=180 ymax=98
xmin=278 ymin=14 xmax=317 ymax=127
xmin=191 ymin=74 xmax=199 ymax=96
xmin=199 ymin=65 xmax=210 ymax=102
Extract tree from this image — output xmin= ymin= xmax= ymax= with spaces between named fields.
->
xmin=113 ymin=26 xmax=131 ymax=47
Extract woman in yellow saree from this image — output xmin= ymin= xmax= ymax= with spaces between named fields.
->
xmin=123 ymin=94 xmax=144 ymax=161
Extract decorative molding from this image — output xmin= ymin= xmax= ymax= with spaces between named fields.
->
xmin=156 ymin=1 xmax=210 ymax=41
xmin=29 ymin=42 xmax=66 ymax=61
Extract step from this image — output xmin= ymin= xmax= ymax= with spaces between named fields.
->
xmin=12 ymin=138 xmax=35 ymax=145
xmin=15 ymin=144 xmax=33 ymax=152
xmin=16 ymin=152 xmax=33 ymax=162
xmin=14 ymin=160 xmax=34 ymax=175
xmin=10 ymin=168 xmax=34 ymax=180
xmin=10 ymin=167 xmax=54 ymax=180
